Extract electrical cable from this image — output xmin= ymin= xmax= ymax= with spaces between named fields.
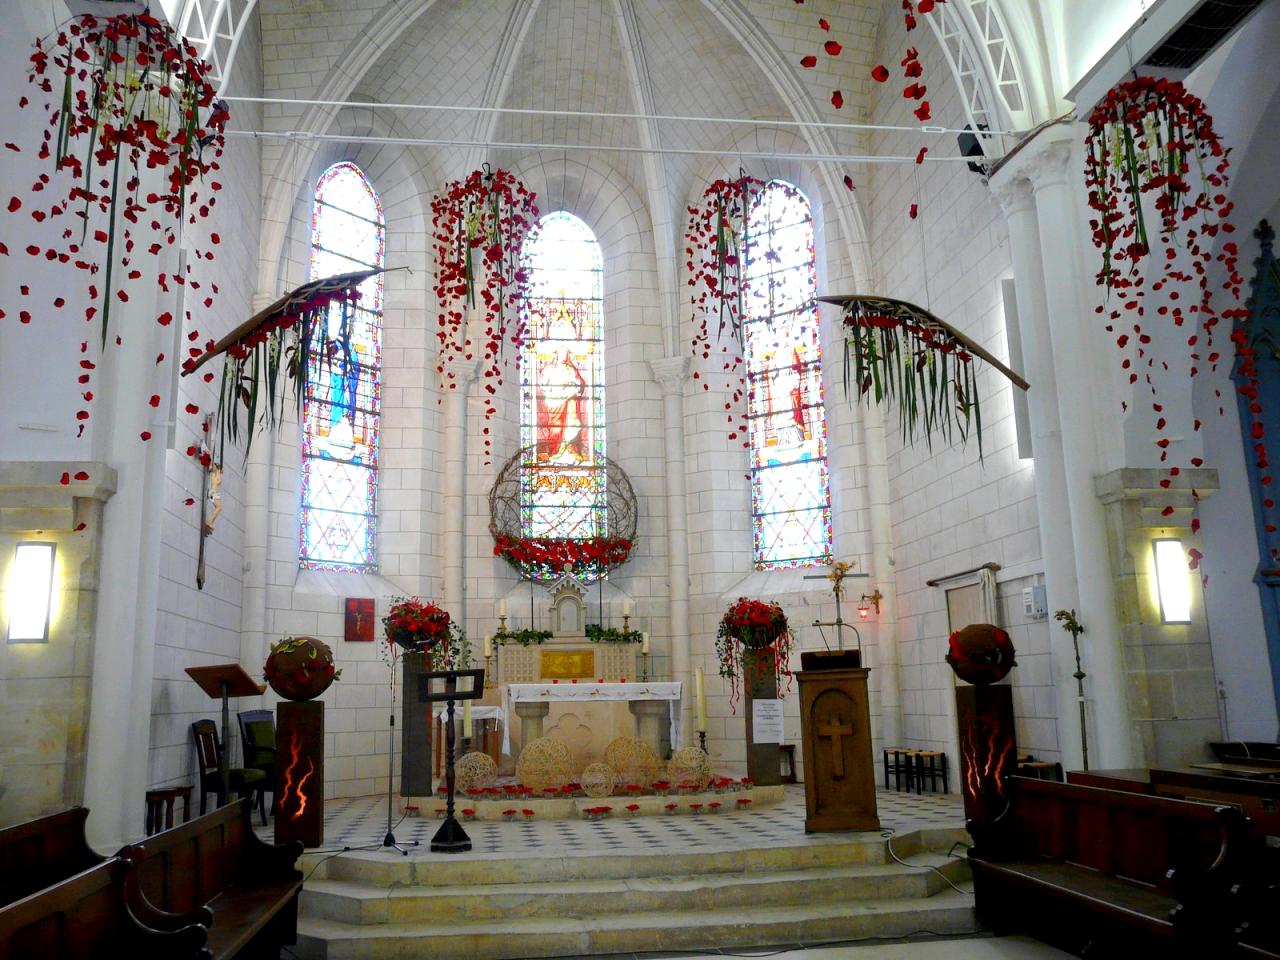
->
xmin=880 ymin=827 xmax=973 ymax=896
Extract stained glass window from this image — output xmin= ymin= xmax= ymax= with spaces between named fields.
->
xmin=519 ymin=212 xmax=607 ymax=557
xmin=744 ymin=181 xmax=832 ymax=569
xmin=300 ymin=162 xmax=384 ymax=571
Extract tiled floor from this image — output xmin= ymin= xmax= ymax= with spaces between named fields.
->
xmin=284 ymin=786 xmax=965 ymax=862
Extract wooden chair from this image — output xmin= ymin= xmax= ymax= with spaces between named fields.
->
xmin=237 ymin=709 xmax=277 ymax=814
xmin=0 ymin=808 xmax=104 ymax=908
xmin=191 ymin=720 xmax=267 ymax=824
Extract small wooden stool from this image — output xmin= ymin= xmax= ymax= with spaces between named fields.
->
xmin=911 ymin=751 xmax=948 ymax=794
xmin=144 ymin=785 xmax=193 ymax=836
xmin=1018 ymin=759 xmax=1063 ymax=782
xmin=779 ymin=744 xmax=797 ymax=784
xmin=883 ymin=748 xmax=912 ymax=791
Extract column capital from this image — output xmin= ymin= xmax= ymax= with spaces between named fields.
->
xmin=649 ymin=356 xmax=690 ymax=393
xmin=251 ymin=291 xmax=277 ymax=313
xmin=988 ymin=171 xmax=1036 ymax=218
xmin=992 ymin=122 xmax=1077 ymax=194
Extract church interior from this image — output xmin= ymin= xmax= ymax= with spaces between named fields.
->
xmin=1 ymin=0 xmax=1279 ymax=957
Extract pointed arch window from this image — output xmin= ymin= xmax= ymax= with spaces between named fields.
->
xmin=744 ymin=181 xmax=832 ymax=569
xmin=518 ymin=212 xmax=607 ymax=556
xmin=300 ymin=161 xmax=384 ymax=571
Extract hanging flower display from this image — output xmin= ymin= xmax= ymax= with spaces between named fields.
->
xmin=383 ymin=596 xmax=468 ymax=671
xmin=430 ymin=166 xmax=538 ymax=441
xmin=1085 ymin=76 xmax=1270 ymax=557
xmin=5 ymin=12 xmax=228 ymax=436
xmin=715 ymin=597 xmax=794 ymax=713
xmin=826 ymin=294 xmax=1029 ymax=458
xmin=685 ymin=174 xmax=806 ymax=444
xmin=492 ymin=534 xmax=633 ymax=582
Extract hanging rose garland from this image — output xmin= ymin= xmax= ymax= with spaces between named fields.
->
xmin=685 ymin=174 xmax=806 ymax=447
xmin=714 ymin=597 xmax=794 ymax=713
xmin=430 ymin=166 xmax=538 ymax=453
xmin=1085 ymin=76 xmax=1270 ymax=563
xmin=4 ymin=12 xmax=228 ymax=440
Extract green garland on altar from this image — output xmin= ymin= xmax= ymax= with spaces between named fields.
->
xmin=493 ymin=628 xmax=552 ymax=647
xmin=585 ymin=624 xmax=643 ymax=645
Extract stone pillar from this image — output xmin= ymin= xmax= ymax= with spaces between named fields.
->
xmin=650 ymin=356 xmax=692 ymax=744
xmin=987 ymin=169 xmax=1087 ymax=767
xmin=514 ymin=702 xmax=549 ymax=754
xmin=1023 ymin=128 xmax=1135 ymax=768
xmin=1095 ymin=468 xmax=1221 ymax=766
xmin=441 ymin=351 xmax=481 ymax=626
xmin=0 ymin=463 xmax=115 ymax=826
xmin=628 ymin=700 xmax=667 ymax=759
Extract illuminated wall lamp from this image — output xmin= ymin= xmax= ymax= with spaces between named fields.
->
xmin=1152 ymin=538 xmax=1192 ymax=624
xmin=7 ymin=541 xmax=56 ymax=643
xmin=857 ymin=590 xmax=883 ymax=621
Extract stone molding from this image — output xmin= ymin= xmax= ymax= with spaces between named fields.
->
xmin=0 ymin=461 xmax=117 ymax=533
xmin=649 ymin=356 xmax=690 ymax=393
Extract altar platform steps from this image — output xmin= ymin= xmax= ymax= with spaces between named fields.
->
xmin=294 ymin=828 xmax=978 ymax=959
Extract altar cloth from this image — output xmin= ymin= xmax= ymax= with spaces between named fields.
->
xmin=502 ymin=681 xmax=682 ymax=756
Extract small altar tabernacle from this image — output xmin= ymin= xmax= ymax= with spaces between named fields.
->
xmin=796 ymin=661 xmax=879 ymax=832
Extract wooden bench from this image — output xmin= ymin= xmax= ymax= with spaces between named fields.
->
xmin=0 ymin=858 xmax=210 ymax=960
xmin=967 ymin=776 xmax=1251 ymax=958
xmin=0 ymin=807 xmax=104 ymax=907
xmin=124 ymin=797 xmax=303 ymax=959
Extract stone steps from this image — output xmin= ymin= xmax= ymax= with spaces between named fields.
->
xmin=294 ymin=827 xmax=979 ymax=959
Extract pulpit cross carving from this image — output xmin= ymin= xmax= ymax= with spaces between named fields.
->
xmin=817 ymin=716 xmax=854 ymax=778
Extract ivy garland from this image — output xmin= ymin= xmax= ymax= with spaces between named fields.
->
xmin=492 ymin=628 xmax=552 ymax=648
xmin=584 ymin=625 xmax=643 ymax=645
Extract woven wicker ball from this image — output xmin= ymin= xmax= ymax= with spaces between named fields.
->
xmin=667 ymin=745 xmax=714 ymax=791
xmin=515 ymin=737 xmax=573 ymax=792
xmin=603 ymin=736 xmax=661 ymax=787
xmin=455 ymin=751 xmax=497 ymax=793
xmin=580 ymin=762 xmax=617 ymax=799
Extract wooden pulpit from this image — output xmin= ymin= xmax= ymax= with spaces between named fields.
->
xmin=797 ymin=660 xmax=879 ymax=833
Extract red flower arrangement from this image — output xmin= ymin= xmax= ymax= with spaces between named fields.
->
xmin=715 ymin=598 xmax=793 ymax=712
xmin=492 ymin=534 xmax=633 ymax=581
xmin=383 ymin=596 xmax=467 ymax=670
xmin=1086 ymin=76 xmax=1271 ymax=558
xmin=430 ymin=166 xmax=538 ymax=459
xmin=6 ymin=12 xmax=228 ymax=440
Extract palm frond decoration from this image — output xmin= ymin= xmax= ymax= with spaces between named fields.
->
xmin=182 ymin=268 xmax=397 ymax=463
xmin=822 ymin=294 xmax=1030 ymax=459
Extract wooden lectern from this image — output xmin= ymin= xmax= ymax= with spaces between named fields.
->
xmin=185 ymin=663 xmax=266 ymax=806
xmin=797 ymin=653 xmax=879 ymax=833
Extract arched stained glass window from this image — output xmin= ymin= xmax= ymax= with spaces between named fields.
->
xmin=519 ymin=212 xmax=607 ymax=558
xmin=300 ymin=161 xmax=383 ymax=571
xmin=744 ymin=181 xmax=832 ymax=569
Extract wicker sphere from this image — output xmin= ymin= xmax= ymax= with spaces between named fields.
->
xmin=603 ymin=736 xmax=661 ymax=787
xmin=515 ymin=737 xmax=573 ymax=792
xmin=455 ymin=751 xmax=498 ymax=793
xmin=580 ymin=762 xmax=617 ymax=799
xmin=667 ymin=746 xmax=714 ymax=791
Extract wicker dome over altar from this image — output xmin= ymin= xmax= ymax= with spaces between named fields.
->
xmin=488 ymin=445 xmax=639 ymax=584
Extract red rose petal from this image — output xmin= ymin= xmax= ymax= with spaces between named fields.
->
xmin=831 ymin=90 xmax=844 ymax=109
xmin=909 ymin=203 xmax=919 ymax=219
xmin=914 ymin=101 xmax=932 ymax=121
xmin=7 ymin=197 xmax=21 ymax=212
xmin=74 ymin=471 xmax=89 ymax=481
xmin=149 ymin=394 xmax=161 ymax=407
xmin=819 ymin=17 xmax=830 ymax=30
xmin=140 ymin=431 xmax=152 ymax=441
xmin=59 ymin=472 xmax=70 ymax=485
xmin=824 ymin=40 xmax=842 ymax=56
xmin=74 ymin=523 xmax=87 ymax=532
xmin=800 ymin=55 xmax=817 ymax=68
xmin=915 ymin=146 xmax=929 ymax=164
xmin=872 ymin=64 xmax=889 ymax=83
xmin=843 ymin=175 xmax=856 ymax=191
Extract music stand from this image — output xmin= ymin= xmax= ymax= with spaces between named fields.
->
xmin=420 ymin=669 xmax=485 ymax=853
xmin=186 ymin=664 xmax=266 ymax=805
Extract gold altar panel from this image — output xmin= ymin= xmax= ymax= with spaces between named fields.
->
xmin=540 ymin=649 xmax=595 ymax=680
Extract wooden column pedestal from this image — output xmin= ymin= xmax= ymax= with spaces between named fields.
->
xmin=275 ymin=700 xmax=324 ymax=849
xmin=744 ymin=649 xmax=782 ymax=786
xmin=956 ymin=684 xmax=1017 ymax=823
xmin=797 ymin=664 xmax=879 ymax=832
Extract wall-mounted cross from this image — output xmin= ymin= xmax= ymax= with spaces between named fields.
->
xmin=817 ymin=716 xmax=854 ymax=778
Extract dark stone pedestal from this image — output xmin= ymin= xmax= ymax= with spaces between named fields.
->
xmin=275 ymin=699 xmax=324 ymax=849
xmin=745 ymin=649 xmax=782 ymax=786
xmin=956 ymin=683 xmax=1017 ymax=823
xmin=401 ymin=655 xmax=432 ymax=796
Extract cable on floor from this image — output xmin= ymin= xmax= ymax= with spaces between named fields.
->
xmin=879 ymin=827 xmax=972 ymax=896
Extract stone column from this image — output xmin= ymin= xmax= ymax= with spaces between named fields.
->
xmin=441 ymin=353 xmax=481 ymax=625
xmin=514 ymin=702 xmax=550 ymax=754
xmin=649 ymin=356 xmax=692 ymax=745
xmin=987 ymin=169 xmax=1087 ymax=767
xmin=1095 ymin=468 xmax=1221 ymax=766
xmin=628 ymin=700 xmax=667 ymax=758
xmin=859 ymin=401 xmax=902 ymax=750
xmin=1023 ymin=128 xmax=1134 ymax=768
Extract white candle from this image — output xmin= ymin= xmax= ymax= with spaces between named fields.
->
xmin=695 ymin=667 xmax=707 ymax=732
xmin=498 ymin=598 xmax=507 ymax=618
xmin=641 ymin=632 xmax=650 ymax=655
xmin=483 ymin=634 xmax=492 ymax=659
xmin=462 ymin=698 xmax=473 ymax=738
xmin=622 ymin=599 xmax=633 ymax=617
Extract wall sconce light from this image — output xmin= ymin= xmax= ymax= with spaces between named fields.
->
xmin=857 ymin=590 xmax=883 ymax=621
xmin=7 ymin=541 xmax=56 ymax=643
xmin=1152 ymin=538 xmax=1192 ymax=624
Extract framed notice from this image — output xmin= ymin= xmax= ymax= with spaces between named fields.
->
xmin=752 ymin=698 xmax=784 ymax=744
xmin=344 ymin=598 xmax=376 ymax=642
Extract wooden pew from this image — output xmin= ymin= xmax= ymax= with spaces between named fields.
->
xmin=968 ymin=776 xmax=1251 ymax=958
xmin=0 ymin=858 xmax=209 ymax=960
xmin=0 ymin=807 xmax=104 ymax=907
xmin=124 ymin=797 xmax=303 ymax=959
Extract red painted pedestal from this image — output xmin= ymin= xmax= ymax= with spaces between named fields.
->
xmin=275 ymin=700 xmax=324 ymax=849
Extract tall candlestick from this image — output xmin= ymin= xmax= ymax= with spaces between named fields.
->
xmin=462 ymin=697 xmax=472 ymax=738
xmin=641 ymin=632 xmax=649 ymax=655
xmin=497 ymin=598 xmax=507 ymax=618
xmin=695 ymin=667 xmax=707 ymax=733
xmin=483 ymin=634 xmax=492 ymax=659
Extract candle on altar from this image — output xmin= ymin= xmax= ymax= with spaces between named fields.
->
xmin=462 ymin=697 xmax=472 ymax=738
xmin=641 ymin=632 xmax=650 ymax=655
xmin=695 ymin=667 xmax=707 ymax=732
xmin=497 ymin=598 xmax=507 ymax=618
xmin=483 ymin=634 xmax=492 ymax=659
xmin=622 ymin=599 xmax=633 ymax=617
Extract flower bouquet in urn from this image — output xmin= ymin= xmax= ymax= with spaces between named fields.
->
xmin=715 ymin=597 xmax=793 ymax=711
xmin=264 ymin=636 xmax=340 ymax=701
xmin=383 ymin=597 xmax=468 ymax=670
